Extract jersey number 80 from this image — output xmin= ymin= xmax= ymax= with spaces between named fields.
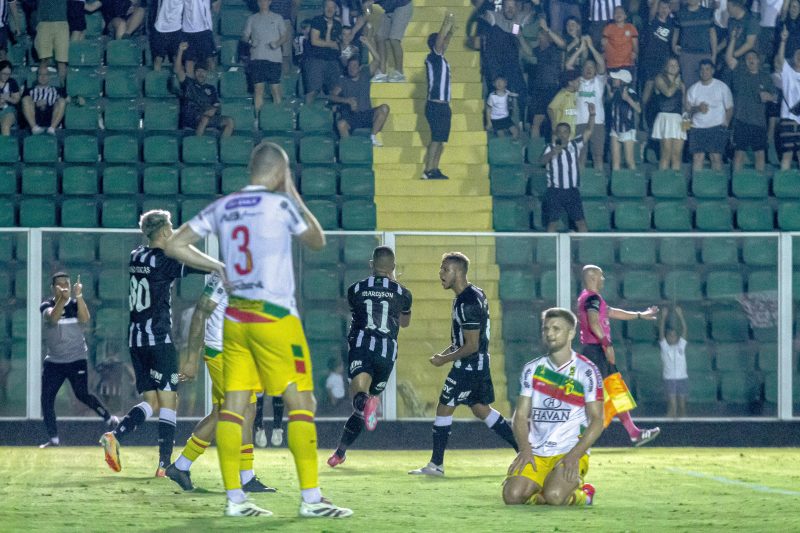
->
xmin=129 ymin=277 xmax=151 ymax=312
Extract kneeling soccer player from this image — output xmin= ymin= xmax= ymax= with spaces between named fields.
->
xmin=503 ymin=308 xmax=604 ymax=507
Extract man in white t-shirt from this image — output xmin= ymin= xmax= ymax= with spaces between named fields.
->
xmin=658 ymin=306 xmax=688 ymax=418
xmin=775 ymin=29 xmax=800 ymax=169
xmin=324 ymin=357 xmax=346 ymax=409
xmin=568 ymin=35 xmax=606 ymax=168
xmin=687 ymin=59 xmax=733 ymax=171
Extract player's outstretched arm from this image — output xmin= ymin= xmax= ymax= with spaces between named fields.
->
xmin=165 ymin=224 xmax=225 ymax=275
xmin=608 ymin=305 xmax=659 ymax=321
xmin=508 ymin=395 xmax=535 ymax=475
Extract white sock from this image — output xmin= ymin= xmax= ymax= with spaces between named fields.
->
xmin=240 ymin=469 xmax=255 ymax=485
xmin=51 ymin=437 xmax=60 ymax=445
xmin=175 ymin=455 xmax=192 ymax=471
xmin=371 ymin=134 xmax=377 ymax=141
xmin=227 ymin=488 xmax=247 ymax=504
xmin=483 ymin=408 xmax=501 ymax=428
xmin=301 ymin=487 xmax=322 ymax=504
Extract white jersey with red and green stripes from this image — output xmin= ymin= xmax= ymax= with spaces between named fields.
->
xmin=203 ymin=273 xmax=228 ymax=352
xmin=519 ymin=351 xmax=604 ymax=457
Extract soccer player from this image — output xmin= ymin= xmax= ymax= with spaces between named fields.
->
xmin=327 ymin=246 xmax=413 ymax=467
xmin=409 ymin=252 xmax=517 ymax=477
xmin=503 ymin=308 xmax=603 ymax=507
xmin=40 ymin=272 xmax=117 ymax=448
xmin=100 ymin=210 xmax=204 ymax=476
xmin=577 ymin=264 xmax=660 ymax=445
xmin=164 ymin=141 xmax=352 ymax=518
xmin=254 ymin=394 xmax=285 ymax=447
xmin=165 ymin=273 xmax=275 ymax=493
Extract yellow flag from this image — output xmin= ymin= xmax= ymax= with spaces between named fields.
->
xmin=603 ymin=372 xmax=637 ymax=428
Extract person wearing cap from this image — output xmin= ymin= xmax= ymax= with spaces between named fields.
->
xmin=686 ymin=59 xmax=733 ymax=171
xmin=547 ymin=69 xmax=581 ymax=140
xmin=608 ymin=68 xmax=641 ymax=170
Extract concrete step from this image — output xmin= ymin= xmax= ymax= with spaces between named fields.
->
xmin=374 ymin=162 xmax=488 ymax=180
xmin=374 ymin=145 xmax=486 ymax=165
xmin=378 ymin=210 xmax=493 ymax=230
xmin=375 ymin=176 xmax=490 ymax=195
xmin=403 ymin=49 xmax=481 ymax=66
xmin=379 ymin=130 xmax=487 ymax=147
xmin=371 ymin=82 xmax=483 ymax=100
xmin=405 ymin=20 xmax=474 ymax=36
xmin=376 ymin=97 xmax=483 ymax=115
xmin=401 ymin=0 xmax=472 ymax=7
xmin=396 ymin=65 xmax=480 ymax=84
xmin=396 ymin=246 xmax=499 ymax=268
xmin=377 ymin=195 xmax=491 ymax=212
xmin=385 ymin=112 xmax=484 ymax=132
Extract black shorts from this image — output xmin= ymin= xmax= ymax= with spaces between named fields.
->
xmin=303 ymin=57 xmax=341 ymax=95
xmin=438 ymin=368 xmax=495 ymax=407
xmin=150 ymin=29 xmax=183 ymax=59
xmin=67 ymin=1 xmax=86 ymax=32
xmin=580 ymin=343 xmax=613 ymax=378
xmin=130 ymin=344 xmax=179 ymax=393
xmin=184 ymin=30 xmax=217 ymax=65
xmin=102 ymin=0 xmax=132 ymax=22
xmin=491 ymin=116 xmax=514 ymax=132
xmin=733 ymin=119 xmax=767 ymax=152
xmin=779 ymin=119 xmax=800 ymax=153
xmin=689 ymin=125 xmax=729 ymax=155
xmin=347 ymin=347 xmax=394 ymax=396
xmin=248 ymin=59 xmax=282 ymax=85
xmin=0 ymin=27 xmax=7 ymax=52
xmin=542 ymin=187 xmax=585 ymax=226
xmin=425 ymin=100 xmax=451 ymax=143
xmin=340 ymin=108 xmax=375 ymax=130
xmin=182 ymin=108 xmax=222 ymax=130
xmin=34 ymin=106 xmax=55 ymax=128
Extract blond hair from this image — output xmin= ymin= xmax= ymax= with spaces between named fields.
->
xmin=139 ymin=209 xmax=172 ymax=240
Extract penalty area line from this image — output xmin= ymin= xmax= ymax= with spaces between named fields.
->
xmin=665 ymin=468 xmax=800 ymax=496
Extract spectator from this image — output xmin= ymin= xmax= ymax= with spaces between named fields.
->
xmin=367 ymin=0 xmax=413 ymax=82
xmin=0 ymin=0 xmax=21 ymax=59
xmin=293 ymin=18 xmax=312 ymax=70
xmin=539 ymin=105 xmax=596 ymax=233
xmin=568 ymin=36 xmax=606 ymax=168
xmin=608 ymin=68 xmax=640 ymax=170
xmin=174 ymin=41 xmax=234 ymax=137
xmin=182 ymin=0 xmax=219 ymax=75
xmin=485 ymin=75 xmax=519 ymax=138
xmin=101 ymin=0 xmax=146 ymax=39
xmin=658 ymin=306 xmax=688 ymax=419
xmin=0 ymin=60 xmax=21 ymax=135
xmin=726 ymin=45 xmax=775 ymax=172
xmin=775 ymin=28 xmax=800 ymax=169
xmin=324 ymin=357 xmax=347 ymax=410
xmin=528 ymin=29 xmax=563 ymax=138
xmin=547 ymin=69 xmax=580 ymax=139
xmin=687 ymin=59 xmax=733 ymax=171
xmin=151 ymin=0 xmax=183 ymax=71
xmin=422 ymin=12 xmax=454 ymax=180
xmin=640 ymin=0 xmax=676 ymax=89
xmin=651 ymin=56 xmax=687 ymax=171
xmin=339 ymin=26 xmax=362 ymax=68
xmin=304 ymin=0 xmax=343 ymax=105
xmin=21 ymin=65 xmax=66 ymax=134
xmin=779 ymin=0 xmax=800 ymax=61
xmin=589 ymin=0 xmax=621 ymax=47
xmin=549 ymin=0 xmax=581 ymax=44
xmin=34 ymin=0 xmax=69 ymax=85
xmin=268 ymin=0 xmax=294 ymax=74
xmin=68 ymin=0 xmax=102 ymax=41
xmin=602 ymin=5 xmax=638 ymax=74
xmin=330 ymin=36 xmax=390 ymax=146
xmin=242 ymin=0 xmax=290 ymax=112
xmin=752 ymin=0 xmax=782 ymax=60
xmin=551 ymin=16 xmax=589 ymax=70
xmin=721 ymin=0 xmax=759 ymax=82
xmin=672 ymin=0 xmax=716 ymax=89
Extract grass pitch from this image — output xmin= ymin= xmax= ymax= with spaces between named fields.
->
xmin=3 ymin=447 xmax=800 ymax=532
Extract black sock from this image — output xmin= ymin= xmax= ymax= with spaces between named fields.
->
xmin=431 ymin=424 xmax=451 ymax=466
xmin=114 ymin=404 xmax=147 ymax=442
xmin=352 ymin=392 xmax=368 ymax=412
xmin=92 ymin=401 xmax=110 ymax=422
xmin=272 ymin=396 xmax=285 ymax=430
xmin=336 ymin=413 xmax=365 ymax=456
xmin=158 ymin=418 xmax=176 ymax=468
xmin=254 ymin=395 xmax=264 ymax=432
xmin=490 ymin=417 xmax=518 ymax=452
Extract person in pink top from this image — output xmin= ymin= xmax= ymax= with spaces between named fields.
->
xmin=577 ymin=264 xmax=661 ymax=446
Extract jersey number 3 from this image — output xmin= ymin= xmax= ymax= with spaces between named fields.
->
xmin=129 ymin=277 xmax=151 ymax=312
xmin=232 ymin=226 xmax=253 ymax=275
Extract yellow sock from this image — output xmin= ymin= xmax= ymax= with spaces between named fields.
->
xmin=525 ymin=492 xmax=546 ymax=505
xmin=181 ymin=434 xmax=210 ymax=462
xmin=240 ymin=444 xmax=254 ymax=472
xmin=570 ymin=488 xmax=587 ymax=506
xmin=216 ymin=410 xmax=244 ymax=491
xmin=287 ymin=410 xmax=319 ymax=490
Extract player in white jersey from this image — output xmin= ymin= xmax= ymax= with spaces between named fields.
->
xmin=165 ymin=274 xmax=275 ymax=494
xmin=164 ymin=141 xmax=352 ymax=519
xmin=503 ymin=308 xmax=605 ymax=507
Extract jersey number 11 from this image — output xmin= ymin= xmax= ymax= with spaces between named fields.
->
xmin=365 ymin=300 xmax=389 ymax=333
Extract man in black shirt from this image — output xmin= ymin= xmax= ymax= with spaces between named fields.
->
xmin=303 ymin=0 xmax=342 ymax=104
xmin=100 ymin=210 xmax=206 ymax=476
xmin=327 ymin=246 xmax=412 ymax=467
xmin=175 ymin=41 xmax=234 ymax=137
xmin=409 ymin=252 xmax=517 ymax=477
xmin=422 ymin=12 xmax=455 ymax=180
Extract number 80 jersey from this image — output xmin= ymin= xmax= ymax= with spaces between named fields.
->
xmin=347 ymin=276 xmax=412 ymax=357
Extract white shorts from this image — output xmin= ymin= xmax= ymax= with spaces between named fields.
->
xmin=611 ymin=129 xmax=637 ymax=142
xmin=651 ymin=112 xmax=687 ymax=141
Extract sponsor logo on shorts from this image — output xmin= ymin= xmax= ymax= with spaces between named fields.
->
xmin=457 ymin=390 xmax=471 ymax=401
xmin=171 ymin=373 xmax=179 ymax=385
xmin=443 ymin=385 xmax=453 ymax=393
xmin=350 ymin=360 xmax=363 ymax=373
xmin=150 ymin=369 xmax=163 ymax=382
xmin=374 ymin=381 xmax=387 ymax=392
xmin=446 ymin=377 xmax=456 ymax=385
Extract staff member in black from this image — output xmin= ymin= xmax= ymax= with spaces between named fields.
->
xmin=422 ymin=12 xmax=454 ymax=180
xmin=40 ymin=272 xmax=117 ymax=448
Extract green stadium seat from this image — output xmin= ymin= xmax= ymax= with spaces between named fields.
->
xmin=141 ymin=198 xmax=178 ymax=223
xmin=499 ymin=269 xmax=536 ymax=301
xmin=772 ymin=169 xmax=800 ymax=198
xmin=535 ymin=238 xmax=556 ymax=265
xmin=706 ymin=271 xmax=743 ymax=299
xmin=581 ymin=169 xmax=607 ymax=198
xmin=301 ymin=166 xmax=337 ymax=196
xmin=610 ymin=169 xmax=647 ymax=197
xmin=659 ymin=237 xmax=696 ymax=266
xmin=182 ymin=166 xmax=217 ymax=194
xmin=61 ymin=198 xmax=98 ymax=227
xmin=757 ymin=344 xmax=777 ymax=372
xmin=495 ymin=237 xmax=534 ymax=266
xmin=12 ymin=308 xmax=27 ymax=338
xmin=582 ymin=201 xmax=611 ymax=231
xmin=105 ymin=68 xmax=140 ymax=98
xmin=65 ymin=102 xmax=100 ymax=130
xmin=719 ymin=371 xmax=761 ymax=404
xmin=219 ymin=39 xmax=244 ymax=67
xmin=340 ymin=167 xmax=374 ymax=196
xmin=528 ymin=169 xmax=547 ymax=196
xmin=0 ymin=166 xmax=16 ymax=194
xmin=103 ymin=135 xmax=139 ymax=163
xmin=68 ymin=40 xmax=103 ymax=66
xmin=778 ymin=202 xmax=800 ymax=230
xmin=526 ymin=137 xmax=546 ymax=164
xmin=731 ymin=169 xmax=768 ymax=198
xmin=306 ymin=199 xmax=338 ymax=229
xmin=220 ymin=135 xmax=255 ymax=165
xmin=300 ymin=135 xmax=335 ymax=164
xmin=66 ymin=67 xmax=102 ymax=97
xmin=99 ymin=234 xmax=137 ymax=262
xmin=701 ymin=238 xmax=738 ymax=264
xmin=63 ymin=134 xmax=99 ymax=163
xmin=663 ymin=271 xmax=702 ymax=301
xmin=618 ymin=238 xmax=656 ymax=265
xmin=487 ymin=137 xmax=523 ymax=166
xmin=144 ymin=100 xmax=179 ymax=131
xmin=342 ymin=234 xmax=379 ymax=264
xmin=341 ymin=199 xmax=376 ymax=230
xmin=688 ymin=374 xmax=719 ymax=403
xmin=742 ymin=239 xmax=777 ymax=266
xmin=264 ymin=135 xmax=297 ymax=162
xmin=628 ymin=342 xmax=662 ymax=372
xmin=626 ymin=319 xmax=658 ymax=342
xmin=695 ymin=201 xmax=732 ymax=230
xmin=104 ymin=99 xmax=141 ymax=131
xmin=650 ymin=169 xmax=687 ymax=199
xmin=653 ymin=202 xmax=692 ymax=230
xmin=710 ymin=309 xmax=749 ymax=341
xmin=339 ymin=136 xmax=373 ymax=165
xmin=177 ymin=274 xmax=205 ymax=299
xmin=685 ymin=344 xmax=713 ymax=373
xmin=493 ymin=198 xmax=529 ymax=231
xmin=0 ymin=273 xmax=10 ymax=297
xmin=94 ymin=308 xmax=128 ymax=339
xmin=58 ymin=233 xmax=96 ymax=262
xmin=304 ymin=310 xmax=346 ymax=341
xmin=281 ymin=73 xmax=300 ymax=98
xmin=303 ymin=235 xmax=340 ymax=265
xmin=576 ymin=238 xmax=614 ymax=266
xmin=220 ymin=8 xmax=250 ymax=37
xmin=145 ymin=70 xmax=174 ymax=98
xmin=490 ymin=166 xmax=526 ymax=196
xmin=219 ymin=70 xmax=249 ymax=98
xmin=7 ymin=41 xmax=27 ymax=66
xmin=0 ymin=136 xmax=18 ymax=163
xmin=85 ymin=12 xmax=104 ymax=37
xmin=101 ymin=198 xmax=139 ymax=228
xmin=691 ymin=169 xmax=728 ymax=198
xmin=143 ymin=166 xmax=179 ymax=194
xmin=303 ymin=269 xmax=341 ymax=300
xmin=299 ymin=104 xmax=333 ymax=133
xmin=736 ymin=202 xmax=774 ymax=230
xmin=748 ymin=270 xmax=776 ymax=293
xmin=23 ymin=135 xmax=58 ymax=163
xmin=538 ymin=270 xmax=556 ymax=300
xmin=614 ymin=202 xmax=651 ymax=230
xmin=220 ymin=101 xmax=255 ymax=132
xmin=181 ymin=198 xmax=213 ymax=223
xmin=622 ymin=270 xmax=660 ymax=301
xmin=19 ymin=198 xmax=56 ymax=227
xmin=143 ymin=134 xmax=179 ymax=163
xmin=763 ymin=372 xmax=778 ymax=403
xmin=21 ymin=166 xmax=57 ymax=194
xmin=221 ymin=166 xmax=248 ymax=193
xmin=102 ymin=166 xmax=139 ymax=194
xmin=182 ymin=136 xmax=218 ymax=164
xmin=501 ymin=303 xmax=539 ymax=341
xmin=715 ymin=344 xmax=757 ymax=372
xmin=106 ymin=39 xmax=142 ymax=66
xmin=259 ymin=103 xmax=295 ymax=132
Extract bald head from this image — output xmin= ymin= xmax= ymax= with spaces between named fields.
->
xmin=582 ymin=264 xmax=604 ymax=291
xmin=248 ymin=141 xmax=289 ymax=190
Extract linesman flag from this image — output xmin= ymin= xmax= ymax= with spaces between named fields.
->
xmin=602 ymin=365 xmax=637 ymax=428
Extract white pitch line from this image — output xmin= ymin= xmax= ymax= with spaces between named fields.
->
xmin=666 ymin=468 xmax=800 ymax=496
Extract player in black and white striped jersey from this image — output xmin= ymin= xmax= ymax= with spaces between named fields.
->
xmin=20 ymin=65 xmax=66 ymax=135
xmin=327 ymin=246 xmax=412 ymax=467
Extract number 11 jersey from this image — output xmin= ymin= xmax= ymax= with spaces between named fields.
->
xmin=347 ymin=276 xmax=412 ymax=359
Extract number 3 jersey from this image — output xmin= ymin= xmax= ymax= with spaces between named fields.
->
xmin=188 ymin=185 xmax=308 ymax=315
xmin=347 ymin=276 xmax=412 ymax=359
xmin=519 ymin=352 xmax=603 ymax=456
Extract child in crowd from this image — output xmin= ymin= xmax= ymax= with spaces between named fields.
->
xmin=608 ymin=68 xmax=641 ymax=170
xmin=658 ymin=306 xmax=688 ymax=418
xmin=602 ymin=5 xmax=638 ymax=72
xmin=485 ymin=76 xmax=519 ymax=138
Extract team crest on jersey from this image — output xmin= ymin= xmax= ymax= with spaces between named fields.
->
xmin=225 ymin=196 xmax=262 ymax=210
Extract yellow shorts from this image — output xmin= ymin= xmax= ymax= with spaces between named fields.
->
xmin=222 ymin=297 xmax=314 ymax=397
xmin=35 ymin=21 xmax=69 ymax=63
xmin=507 ymin=454 xmax=590 ymax=488
xmin=204 ymin=346 xmax=257 ymax=405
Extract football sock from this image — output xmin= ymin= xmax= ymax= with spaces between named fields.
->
xmin=272 ymin=396 xmax=285 ymax=429
xmin=114 ymin=401 xmax=153 ymax=441
xmin=484 ymin=409 xmax=518 ymax=452
xmin=301 ymin=487 xmax=322 ymax=504
xmin=430 ymin=415 xmax=452 ymax=466
xmin=570 ymin=488 xmax=588 ymax=506
xmin=217 ymin=410 xmax=245 ymax=491
xmin=178 ymin=433 xmax=210 ymax=469
xmin=240 ymin=443 xmax=254 ymax=473
xmin=352 ymin=392 xmax=368 ymax=412
xmin=50 ymin=436 xmax=60 ymax=445
xmin=91 ymin=402 xmax=110 ymax=422
xmin=617 ymin=411 xmax=641 ymax=439
xmin=240 ymin=469 xmax=255 ymax=485
xmin=525 ymin=493 xmax=546 ymax=505
xmin=254 ymin=394 xmax=264 ymax=431
xmin=288 ymin=410 xmax=319 ymax=491
xmin=336 ymin=412 xmax=364 ymax=455
xmin=158 ymin=407 xmax=177 ymax=468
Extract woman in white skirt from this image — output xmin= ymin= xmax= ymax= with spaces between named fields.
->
xmin=651 ymin=57 xmax=687 ymax=171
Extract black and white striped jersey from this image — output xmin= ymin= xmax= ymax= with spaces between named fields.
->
xmin=450 ymin=284 xmax=490 ymax=372
xmin=347 ymin=275 xmax=413 ymax=359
